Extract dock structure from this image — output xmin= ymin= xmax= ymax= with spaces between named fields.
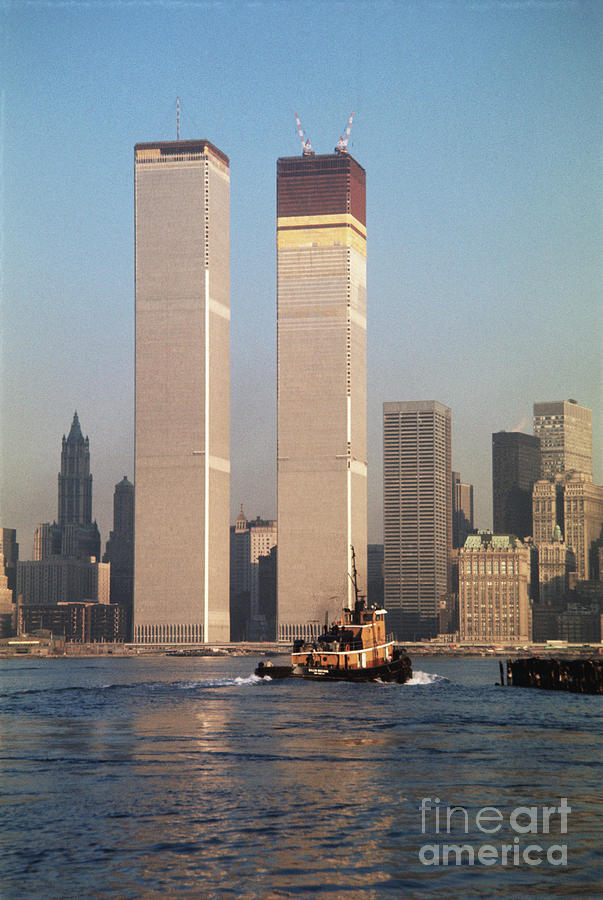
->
xmin=506 ymin=657 xmax=603 ymax=694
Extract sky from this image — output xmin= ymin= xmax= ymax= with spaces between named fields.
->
xmin=1 ymin=0 xmax=601 ymax=558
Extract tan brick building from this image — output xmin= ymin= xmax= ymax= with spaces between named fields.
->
xmin=459 ymin=533 xmax=532 ymax=644
xmin=532 ymin=473 xmax=603 ymax=582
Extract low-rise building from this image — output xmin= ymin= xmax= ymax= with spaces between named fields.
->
xmin=18 ymin=601 xmax=127 ymax=642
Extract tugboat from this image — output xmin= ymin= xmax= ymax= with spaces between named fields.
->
xmin=256 ymin=549 xmax=412 ymax=684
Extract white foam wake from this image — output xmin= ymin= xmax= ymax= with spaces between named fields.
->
xmin=174 ymin=673 xmax=268 ymax=689
xmin=406 ymin=670 xmax=447 ymax=686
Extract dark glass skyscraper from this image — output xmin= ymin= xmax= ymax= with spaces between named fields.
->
xmin=103 ymin=477 xmax=134 ymax=637
xmin=492 ymin=431 xmax=540 ymax=539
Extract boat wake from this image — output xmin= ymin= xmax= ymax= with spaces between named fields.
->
xmin=405 ymin=670 xmax=448 ymax=686
xmin=166 ymin=674 xmax=268 ymax=689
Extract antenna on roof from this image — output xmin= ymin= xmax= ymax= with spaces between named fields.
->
xmin=177 ymin=97 xmax=180 ymax=141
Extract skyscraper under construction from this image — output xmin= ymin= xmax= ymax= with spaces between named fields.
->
xmin=276 ymin=124 xmax=367 ymax=641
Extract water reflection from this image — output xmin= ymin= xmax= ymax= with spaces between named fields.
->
xmin=0 ymin=657 xmax=601 ymax=898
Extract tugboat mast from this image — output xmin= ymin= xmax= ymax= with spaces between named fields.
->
xmin=349 ymin=545 xmax=361 ymax=608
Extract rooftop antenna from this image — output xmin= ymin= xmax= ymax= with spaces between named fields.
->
xmin=335 ymin=111 xmax=354 ymax=154
xmin=295 ymin=112 xmax=314 ymax=156
xmin=177 ymin=96 xmax=180 ymax=141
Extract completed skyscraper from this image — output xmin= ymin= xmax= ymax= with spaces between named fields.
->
xmin=134 ymin=140 xmax=230 ymax=644
xmin=492 ymin=431 xmax=540 ymax=539
xmin=383 ymin=401 xmax=452 ymax=640
xmin=533 ymin=400 xmax=592 ymax=479
xmin=277 ymin=146 xmax=367 ymax=641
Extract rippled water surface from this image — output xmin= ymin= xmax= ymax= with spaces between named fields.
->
xmin=0 ymin=656 xmax=601 ymax=898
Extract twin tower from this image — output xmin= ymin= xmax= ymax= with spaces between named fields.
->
xmin=134 ymin=139 xmax=367 ymax=644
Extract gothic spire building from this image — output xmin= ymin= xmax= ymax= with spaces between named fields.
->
xmin=58 ymin=412 xmax=93 ymax=528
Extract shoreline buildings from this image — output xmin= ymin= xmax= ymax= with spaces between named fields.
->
xmin=134 ymin=140 xmax=230 ymax=644
xmin=383 ymin=401 xmax=452 ymax=640
xmin=14 ymin=414 xmax=121 ymax=639
xmin=530 ymin=400 xmax=602 ymax=642
xmin=276 ymin=149 xmax=367 ymax=641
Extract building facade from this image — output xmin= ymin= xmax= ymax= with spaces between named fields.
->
xmin=492 ymin=431 xmax=540 ymax=539
xmin=230 ymin=507 xmax=277 ymax=641
xmin=537 ymin=526 xmax=576 ymax=604
xmin=276 ymin=152 xmax=367 ymax=641
xmin=383 ymin=400 xmax=452 ymax=640
xmin=367 ymin=544 xmax=384 ymax=607
xmin=103 ymin=476 xmax=134 ymax=637
xmin=452 ymin=471 xmax=475 ymax=549
xmin=1 ymin=529 xmax=18 ymax=595
xmin=0 ymin=541 xmax=15 ymax=637
xmin=134 ymin=140 xmax=230 ymax=644
xmin=533 ymin=400 xmax=592 ymax=479
xmin=34 ymin=414 xmax=101 ymax=563
xmin=459 ymin=532 xmax=532 ymax=644
xmin=18 ymin=601 xmax=127 ymax=643
xmin=532 ymin=473 xmax=603 ymax=582
xmin=17 ymin=557 xmax=110 ymax=606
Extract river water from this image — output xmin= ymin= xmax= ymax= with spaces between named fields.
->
xmin=0 ymin=656 xmax=601 ymax=898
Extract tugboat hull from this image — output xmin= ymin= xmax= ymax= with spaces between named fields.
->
xmin=255 ymin=656 xmax=412 ymax=684
xmin=293 ymin=655 xmax=411 ymax=683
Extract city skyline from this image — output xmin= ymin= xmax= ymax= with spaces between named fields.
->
xmin=2 ymin=2 xmax=601 ymax=556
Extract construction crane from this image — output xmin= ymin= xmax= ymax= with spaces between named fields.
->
xmin=334 ymin=111 xmax=354 ymax=154
xmin=295 ymin=112 xmax=314 ymax=156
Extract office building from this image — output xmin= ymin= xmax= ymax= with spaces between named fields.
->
xmin=276 ymin=149 xmax=367 ymax=641
xmin=532 ymin=472 xmax=603 ymax=582
xmin=533 ymin=400 xmax=592 ymax=479
xmin=134 ymin=139 xmax=230 ymax=644
xmin=17 ymin=556 xmax=110 ymax=606
xmin=34 ymin=414 xmax=101 ymax=562
xmin=492 ymin=431 xmax=540 ymax=539
xmin=58 ymin=412 xmax=101 ymax=560
xmin=459 ymin=532 xmax=532 ymax=644
xmin=258 ymin=546 xmax=277 ymax=641
xmin=229 ymin=507 xmax=277 ymax=641
xmin=0 ymin=541 xmax=15 ymax=637
xmin=103 ymin=477 xmax=135 ymax=638
xmin=1 ymin=529 xmax=18 ymax=598
xmin=20 ymin=415 xmax=104 ymax=609
xmin=452 ymin=471 xmax=475 ymax=549
xmin=367 ymin=544 xmax=384 ymax=607
xmin=537 ymin=525 xmax=576 ymax=604
xmin=383 ymin=400 xmax=452 ymax=640
xmin=18 ymin=601 xmax=127 ymax=643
